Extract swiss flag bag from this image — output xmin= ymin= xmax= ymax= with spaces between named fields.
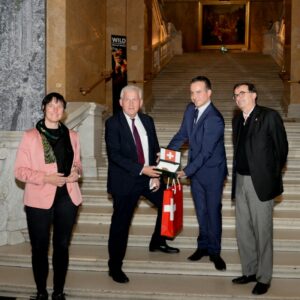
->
xmin=161 ymin=178 xmax=183 ymax=238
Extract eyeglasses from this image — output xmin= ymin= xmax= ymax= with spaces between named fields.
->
xmin=233 ymin=91 xmax=251 ymax=99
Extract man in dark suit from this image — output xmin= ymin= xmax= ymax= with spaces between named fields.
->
xmin=105 ymin=85 xmax=179 ymax=284
xmin=168 ymin=76 xmax=227 ymax=271
xmin=231 ymin=82 xmax=288 ymax=295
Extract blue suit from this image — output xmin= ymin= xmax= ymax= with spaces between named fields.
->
xmin=168 ymin=102 xmax=227 ymax=254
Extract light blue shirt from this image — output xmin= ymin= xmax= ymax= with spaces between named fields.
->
xmin=195 ymin=100 xmax=211 ymax=123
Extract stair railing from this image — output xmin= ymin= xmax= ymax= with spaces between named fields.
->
xmin=79 ymin=70 xmax=112 ymax=96
xmin=151 ymin=0 xmax=181 ymax=75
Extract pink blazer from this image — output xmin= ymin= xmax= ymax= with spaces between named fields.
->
xmin=14 ymin=128 xmax=83 ymax=209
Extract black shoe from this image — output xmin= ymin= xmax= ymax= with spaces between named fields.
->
xmin=188 ymin=248 xmax=208 ymax=261
xmin=252 ymin=282 xmax=270 ymax=295
xmin=149 ymin=243 xmax=180 ymax=253
xmin=209 ymin=254 xmax=226 ymax=271
xmin=52 ymin=293 xmax=66 ymax=300
xmin=232 ymin=274 xmax=256 ymax=284
xmin=109 ymin=269 xmax=129 ymax=283
xmin=30 ymin=292 xmax=48 ymax=300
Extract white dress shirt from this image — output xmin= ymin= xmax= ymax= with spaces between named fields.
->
xmin=123 ymin=112 xmax=149 ymax=166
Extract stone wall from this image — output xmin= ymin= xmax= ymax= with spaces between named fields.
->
xmin=0 ymin=0 xmax=45 ymax=131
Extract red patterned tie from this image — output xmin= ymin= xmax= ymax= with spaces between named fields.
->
xmin=132 ymin=119 xmax=145 ymax=165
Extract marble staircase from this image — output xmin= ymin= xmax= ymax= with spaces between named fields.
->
xmin=0 ymin=52 xmax=300 ymax=299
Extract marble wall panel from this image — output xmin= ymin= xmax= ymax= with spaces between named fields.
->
xmin=163 ymin=1 xmax=199 ymax=52
xmin=290 ymin=0 xmax=300 ymax=106
xmin=65 ymin=0 xmax=106 ymax=102
xmin=0 ymin=0 xmax=45 ymax=131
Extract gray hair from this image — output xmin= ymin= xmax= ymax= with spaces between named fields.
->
xmin=120 ymin=85 xmax=143 ymax=100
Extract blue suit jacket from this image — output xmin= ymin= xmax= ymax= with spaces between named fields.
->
xmin=168 ymin=102 xmax=227 ymax=183
xmin=105 ymin=111 xmax=160 ymax=195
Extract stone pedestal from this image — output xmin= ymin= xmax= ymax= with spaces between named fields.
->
xmin=287 ymin=103 xmax=300 ymax=119
xmin=65 ymin=102 xmax=107 ymax=177
xmin=0 ymin=132 xmax=26 ymax=246
xmin=263 ymin=32 xmax=274 ymax=55
xmin=168 ymin=23 xmax=183 ymax=55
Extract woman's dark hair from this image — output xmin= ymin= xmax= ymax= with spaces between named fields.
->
xmin=191 ymin=76 xmax=212 ymax=90
xmin=41 ymin=92 xmax=66 ymax=112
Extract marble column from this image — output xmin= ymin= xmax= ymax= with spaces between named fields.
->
xmin=0 ymin=0 xmax=46 ymax=131
xmin=46 ymin=0 xmax=66 ymax=97
xmin=288 ymin=0 xmax=300 ymax=118
xmin=127 ymin=0 xmax=144 ymax=90
xmin=105 ymin=0 xmax=127 ymax=112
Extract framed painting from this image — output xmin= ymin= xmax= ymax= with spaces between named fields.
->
xmin=198 ymin=0 xmax=250 ymax=49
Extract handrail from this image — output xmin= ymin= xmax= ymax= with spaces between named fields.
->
xmin=152 ymin=37 xmax=171 ymax=50
xmin=128 ymin=73 xmax=154 ymax=84
xmin=128 ymin=79 xmax=147 ymax=84
xmin=80 ymin=70 xmax=112 ymax=96
xmin=288 ymin=80 xmax=300 ymax=84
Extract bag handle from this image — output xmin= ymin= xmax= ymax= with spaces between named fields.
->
xmin=166 ymin=177 xmax=170 ymax=189
xmin=176 ymin=177 xmax=181 ymax=191
xmin=167 ymin=176 xmax=181 ymax=193
xmin=172 ymin=178 xmax=177 ymax=193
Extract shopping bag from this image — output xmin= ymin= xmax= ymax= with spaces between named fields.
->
xmin=161 ymin=179 xmax=183 ymax=238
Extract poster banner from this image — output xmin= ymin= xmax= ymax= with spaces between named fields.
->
xmin=111 ymin=35 xmax=127 ymax=114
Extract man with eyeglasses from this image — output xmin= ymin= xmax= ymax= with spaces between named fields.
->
xmin=231 ymin=82 xmax=288 ymax=295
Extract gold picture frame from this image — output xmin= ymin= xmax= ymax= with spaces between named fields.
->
xmin=198 ymin=0 xmax=250 ymax=50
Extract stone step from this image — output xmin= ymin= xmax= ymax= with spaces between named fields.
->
xmin=1 ymin=266 xmax=300 ymax=300
xmin=101 ymin=148 xmax=300 ymax=160
xmin=153 ymin=136 xmax=287 ymax=147
xmin=151 ymin=105 xmax=282 ymax=113
xmin=74 ymin=205 xmax=300 ymax=229
xmin=154 ymin=129 xmax=300 ymax=139
xmin=81 ymin=189 xmax=300 ymax=211
xmin=153 ymin=123 xmax=298 ymax=135
xmin=79 ymin=179 xmax=300 ymax=195
xmin=97 ymin=161 xmax=300 ymax=172
xmin=21 ymin=223 xmax=300 ymax=252
xmin=156 ymin=127 xmax=300 ymax=137
xmin=97 ymin=157 xmax=300 ymax=174
xmin=0 ymin=243 xmax=299 ymax=279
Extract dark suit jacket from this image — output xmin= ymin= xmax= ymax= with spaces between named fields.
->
xmin=232 ymin=105 xmax=289 ymax=201
xmin=168 ymin=102 xmax=227 ymax=184
xmin=105 ymin=111 xmax=160 ymax=195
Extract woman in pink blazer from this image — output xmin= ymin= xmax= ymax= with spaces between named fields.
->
xmin=15 ymin=93 xmax=83 ymax=300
